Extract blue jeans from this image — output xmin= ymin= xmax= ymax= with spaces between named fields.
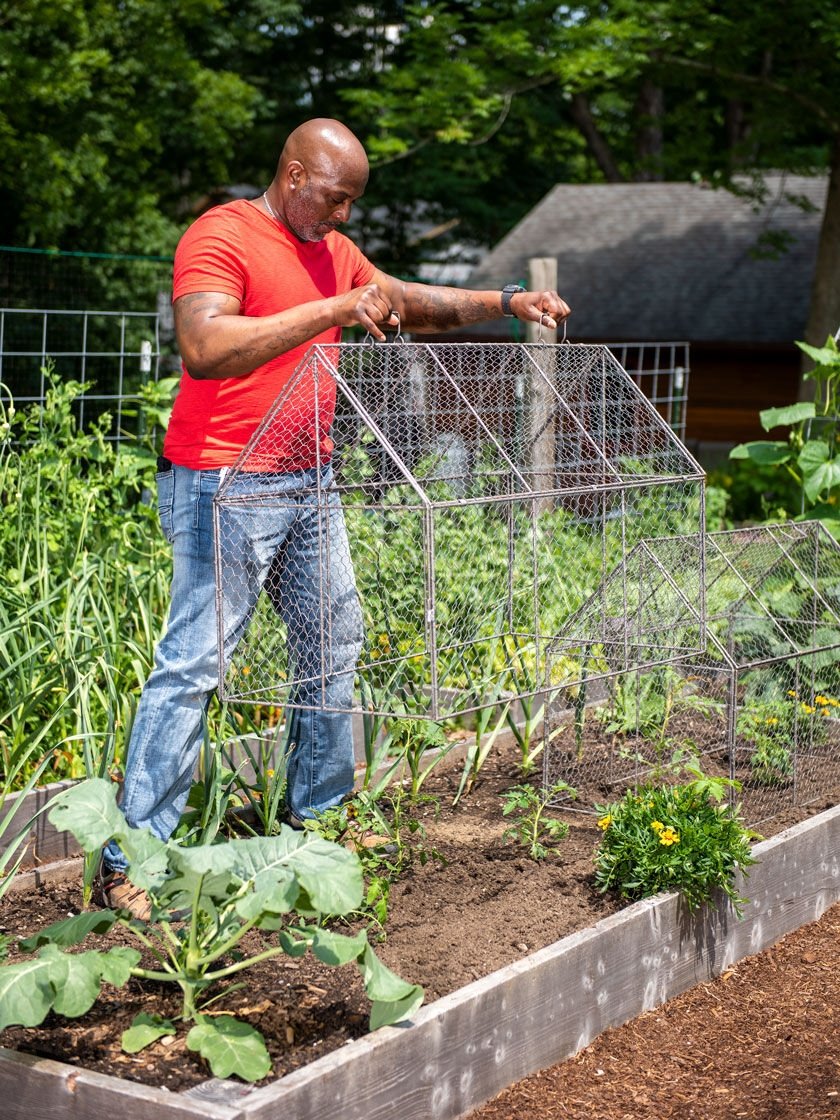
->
xmin=104 ymin=463 xmax=362 ymax=872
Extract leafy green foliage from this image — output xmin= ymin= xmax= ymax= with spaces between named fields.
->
xmin=0 ymin=0 xmax=259 ymax=257
xmin=729 ymin=337 xmax=840 ymax=533
xmin=597 ymin=667 xmax=684 ymax=744
xmin=501 ymin=781 xmax=575 ymax=861
xmin=737 ymin=688 xmax=837 ymax=785
xmin=388 ymin=717 xmax=450 ymax=801
xmin=0 ymin=377 xmax=174 ymax=790
xmin=593 ymin=761 xmax=758 ymax=916
xmin=0 ymin=778 xmax=423 ymax=1082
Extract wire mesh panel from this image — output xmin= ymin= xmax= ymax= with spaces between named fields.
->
xmin=0 ymin=307 xmax=165 ymax=442
xmin=544 ymin=521 xmax=840 ymax=826
xmin=214 ymin=341 xmax=705 ymax=719
xmin=606 ymin=341 xmax=689 ymax=440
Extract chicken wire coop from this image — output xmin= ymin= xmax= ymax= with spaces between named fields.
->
xmin=544 ymin=521 xmax=840 ymax=826
xmin=213 ymin=340 xmax=705 ymax=720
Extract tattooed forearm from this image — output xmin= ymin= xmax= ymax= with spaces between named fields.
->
xmin=400 ymin=285 xmax=501 ymax=331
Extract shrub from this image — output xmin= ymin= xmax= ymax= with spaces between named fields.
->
xmin=593 ymin=760 xmax=758 ymax=915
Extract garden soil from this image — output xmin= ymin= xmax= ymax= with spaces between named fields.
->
xmin=1 ymin=737 xmax=839 ymax=1118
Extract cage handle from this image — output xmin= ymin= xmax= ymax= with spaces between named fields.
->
xmin=535 ymin=314 xmax=568 ymax=344
xmin=363 ymin=310 xmax=404 ymax=344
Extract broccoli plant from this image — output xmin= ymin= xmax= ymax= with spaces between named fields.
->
xmin=0 ymin=779 xmax=423 ymax=1082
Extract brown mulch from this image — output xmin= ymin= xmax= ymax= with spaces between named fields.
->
xmin=467 ymin=900 xmax=840 ymax=1120
xmin=1 ymin=736 xmax=839 ymax=1114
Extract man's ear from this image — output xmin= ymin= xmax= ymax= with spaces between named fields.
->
xmin=287 ymin=161 xmax=305 ymax=190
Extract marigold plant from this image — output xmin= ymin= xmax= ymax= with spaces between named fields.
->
xmin=593 ymin=761 xmax=758 ymax=915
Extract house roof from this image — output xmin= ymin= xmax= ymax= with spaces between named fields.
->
xmin=465 ymin=175 xmax=827 ymax=343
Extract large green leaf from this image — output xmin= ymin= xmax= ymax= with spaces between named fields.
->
xmin=46 ymin=778 xmax=168 ymax=891
xmin=799 ymin=441 xmax=840 ymax=502
xmin=46 ymin=778 xmax=124 ymax=848
xmin=729 ymin=440 xmax=791 ymax=464
xmin=228 ymin=830 xmax=363 ymax=917
xmin=97 ymin=946 xmax=142 ymax=987
xmin=0 ymin=955 xmax=58 ymax=1030
xmin=0 ymin=943 xmax=139 ymax=1030
xmin=361 ymin=944 xmax=425 ymax=1030
xmin=186 ymin=1015 xmax=272 ymax=1082
xmin=796 ymin=338 xmax=840 ymax=369
xmin=311 ymin=927 xmax=368 ymax=966
xmin=50 ymin=948 xmax=112 ymax=1018
xmin=122 ymin=1012 xmax=177 ymax=1054
xmin=19 ymin=909 xmax=120 ymax=952
xmin=115 ymin=827 xmax=169 ymax=892
xmin=760 ymin=402 xmax=815 ymax=431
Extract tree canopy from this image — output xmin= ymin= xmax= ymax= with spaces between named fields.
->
xmin=1 ymin=0 xmax=838 ymax=338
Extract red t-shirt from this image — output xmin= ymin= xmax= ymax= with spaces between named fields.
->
xmin=164 ymin=199 xmax=376 ymax=469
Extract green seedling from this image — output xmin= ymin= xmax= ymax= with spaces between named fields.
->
xmin=501 ymin=780 xmax=576 ymax=860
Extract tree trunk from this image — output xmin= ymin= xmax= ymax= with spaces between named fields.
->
xmin=569 ymin=93 xmax=625 ymax=182
xmin=634 ymin=79 xmax=664 ymax=181
xmin=801 ymin=133 xmax=840 ymax=396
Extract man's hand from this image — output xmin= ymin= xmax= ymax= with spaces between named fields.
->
xmin=508 ymin=289 xmax=571 ymax=330
xmin=333 ymin=283 xmax=401 ymax=341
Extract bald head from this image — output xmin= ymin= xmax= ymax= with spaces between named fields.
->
xmin=280 ymin=118 xmax=369 ymax=183
xmin=266 ymin=118 xmax=369 ymax=242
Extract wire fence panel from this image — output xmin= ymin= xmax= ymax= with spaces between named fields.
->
xmin=0 ymin=306 xmax=172 ymax=443
xmin=605 ymin=341 xmax=689 ymax=442
xmin=544 ymin=521 xmax=840 ymax=826
xmin=214 ymin=340 xmax=705 ymax=720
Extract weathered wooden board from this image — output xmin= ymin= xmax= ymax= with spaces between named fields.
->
xmin=1 ymin=780 xmax=80 ymax=869
xmin=0 ymin=1047 xmax=237 ymax=1120
xmin=1 ymin=802 xmax=838 ymax=1120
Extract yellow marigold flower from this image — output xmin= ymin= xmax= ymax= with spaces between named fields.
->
xmin=241 ymin=665 xmax=251 ymax=676
xmin=787 ymin=690 xmax=797 ymax=697
xmin=597 ymin=814 xmax=612 ymax=830
xmin=802 ymin=703 xmax=816 ymax=715
xmin=650 ymin=820 xmax=665 ymax=832
xmin=816 ymin=695 xmax=829 ymax=706
xmin=659 ymin=827 xmax=680 ymax=846
xmin=830 ymin=698 xmax=840 ymax=707
xmin=765 ymin=717 xmax=779 ymax=725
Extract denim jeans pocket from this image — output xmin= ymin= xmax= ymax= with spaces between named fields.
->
xmin=156 ymin=468 xmax=176 ymax=543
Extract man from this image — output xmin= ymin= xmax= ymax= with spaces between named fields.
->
xmin=101 ymin=118 xmax=571 ymax=917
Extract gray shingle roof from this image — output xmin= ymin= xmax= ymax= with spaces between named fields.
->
xmin=466 ymin=175 xmax=827 ymax=343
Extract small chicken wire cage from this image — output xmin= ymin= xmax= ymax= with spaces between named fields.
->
xmin=213 ymin=340 xmax=705 ymax=720
xmin=544 ymin=521 xmax=840 ymax=826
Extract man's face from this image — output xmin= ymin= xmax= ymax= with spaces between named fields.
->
xmin=286 ymin=166 xmax=367 ymax=243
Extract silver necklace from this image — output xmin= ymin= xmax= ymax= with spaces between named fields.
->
xmin=263 ymin=191 xmax=280 ymax=222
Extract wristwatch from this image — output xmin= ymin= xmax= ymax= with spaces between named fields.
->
xmin=501 ymin=283 xmax=526 ymax=316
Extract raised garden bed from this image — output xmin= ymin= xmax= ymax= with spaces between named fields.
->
xmin=2 ymin=737 xmax=840 ymax=1120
